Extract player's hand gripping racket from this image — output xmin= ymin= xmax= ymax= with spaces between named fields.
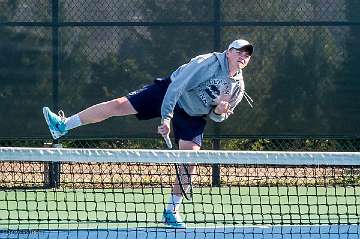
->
xmin=158 ymin=120 xmax=173 ymax=149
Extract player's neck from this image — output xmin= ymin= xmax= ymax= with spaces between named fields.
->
xmin=229 ymin=66 xmax=240 ymax=77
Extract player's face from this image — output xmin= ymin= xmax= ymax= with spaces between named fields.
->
xmin=227 ymin=48 xmax=251 ymax=70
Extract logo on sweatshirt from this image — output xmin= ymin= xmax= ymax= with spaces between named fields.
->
xmin=198 ymin=78 xmax=231 ymax=106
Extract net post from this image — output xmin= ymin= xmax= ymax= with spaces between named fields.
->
xmin=46 ymin=141 xmax=61 ymax=189
xmin=211 ymin=138 xmax=221 ymax=187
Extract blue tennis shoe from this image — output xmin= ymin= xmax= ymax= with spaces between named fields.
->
xmin=162 ymin=209 xmax=186 ymax=228
xmin=42 ymin=107 xmax=68 ymax=139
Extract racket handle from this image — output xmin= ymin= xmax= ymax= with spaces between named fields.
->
xmin=163 ymin=135 xmax=173 ymax=149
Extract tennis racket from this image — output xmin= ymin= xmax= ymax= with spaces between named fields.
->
xmin=175 ymin=163 xmax=193 ymax=201
xmin=163 ymin=135 xmax=173 ymax=149
xmin=162 ymin=135 xmax=193 ymax=201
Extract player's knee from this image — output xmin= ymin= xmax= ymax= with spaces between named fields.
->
xmin=178 ymin=140 xmax=201 ymax=150
xmin=111 ymin=97 xmax=137 ymax=116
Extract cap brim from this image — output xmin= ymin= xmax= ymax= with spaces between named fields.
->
xmin=238 ymin=45 xmax=253 ymax=55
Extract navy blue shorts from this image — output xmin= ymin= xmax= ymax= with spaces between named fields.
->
xmin=126 ymin=77 xmax=206 ymax=147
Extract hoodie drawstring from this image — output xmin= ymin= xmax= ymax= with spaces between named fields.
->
xmin=243 ymin=91 xmax=254 ymax=108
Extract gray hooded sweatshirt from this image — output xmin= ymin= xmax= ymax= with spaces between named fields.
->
xmin=161 ymin=51 xmax=246 ymax=124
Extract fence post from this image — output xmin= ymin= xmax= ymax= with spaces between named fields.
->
xmin=49 ymin=1 xmax=61 ymax=189
xmin=211 ymin=0 xmax=221 ymax=187
xmin=52 ymin=0 xmax=60 ymax=111
xmin=213 ymin=0 xmax=221 ymax=51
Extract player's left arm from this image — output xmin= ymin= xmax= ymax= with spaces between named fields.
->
xmin=209 ymin=90 xmax=244 ymax=122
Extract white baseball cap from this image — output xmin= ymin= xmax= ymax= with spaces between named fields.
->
xmin=227 ymin=39 xmax=253 ymax=55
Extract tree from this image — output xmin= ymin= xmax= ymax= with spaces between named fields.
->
xmin=218 ymin=0 xmax=343 ymax=136
xmin=0 ymin=27 xmax=53 ymax=136
xmin=329 ymin=1 xmax=360 ymax=135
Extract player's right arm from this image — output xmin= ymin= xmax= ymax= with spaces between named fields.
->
xmin=160 ymin=54 xmax=214 ymax=124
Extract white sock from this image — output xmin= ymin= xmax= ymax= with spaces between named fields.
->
xmin=64 ymin=114 xmax=82 ymax=130
xmin=166 ymin=194 xmax=183 ymax=212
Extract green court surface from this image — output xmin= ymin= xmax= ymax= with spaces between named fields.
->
xmin=1 ymin=186 xmax=360 ymax=230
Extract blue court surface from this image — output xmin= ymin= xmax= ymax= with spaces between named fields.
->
xmin=2 ymin=225 xmax=360 ymax=239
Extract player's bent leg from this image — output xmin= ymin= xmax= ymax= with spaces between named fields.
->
xmin=173 ymin=139 xmax=199 ymax=194
xmin=163 ymin=140 xmax=199 ymax=228
xmin=162 ymin=209 xmax=186 ymax=229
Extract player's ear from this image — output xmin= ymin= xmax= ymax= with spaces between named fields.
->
xmin=225 ymin=49 xmax=230 ymax=57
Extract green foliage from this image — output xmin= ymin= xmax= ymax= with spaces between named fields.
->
xmin=0 ymin=27 xmax=52 ymax=136
xmin=87 ymin=55 xmax=152 ymax=100
xmin=0 ymin=1 xmax=17 ymax=21
xmin=261 ymin=28 xmax=339 ymax=134
xmin=330 ymin=1 xmax=360 ymax=134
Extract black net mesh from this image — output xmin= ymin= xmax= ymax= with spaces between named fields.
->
xmin=1 ymin=149 xmax=360 ymax=232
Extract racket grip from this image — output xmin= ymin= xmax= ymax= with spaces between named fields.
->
xmin=163 ymin=135 xmax=173 ymax=149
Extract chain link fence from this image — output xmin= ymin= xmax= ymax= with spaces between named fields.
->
xmin=0 ymin=1 xmax=359 ymax=138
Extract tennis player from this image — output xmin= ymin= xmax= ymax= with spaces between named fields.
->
xmin=42 ymin=39 xmax=253 ymax=228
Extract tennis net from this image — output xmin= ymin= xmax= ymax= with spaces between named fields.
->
xmin=0 ymin=147 xmax=360 ymax=238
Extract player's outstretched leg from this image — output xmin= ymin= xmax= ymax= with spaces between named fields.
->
xmin=42 ymin=97 xmax=138 ymax=139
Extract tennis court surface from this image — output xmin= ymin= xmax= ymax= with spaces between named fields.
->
xmin=1 ymin=147 xmax=360 ymax=238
